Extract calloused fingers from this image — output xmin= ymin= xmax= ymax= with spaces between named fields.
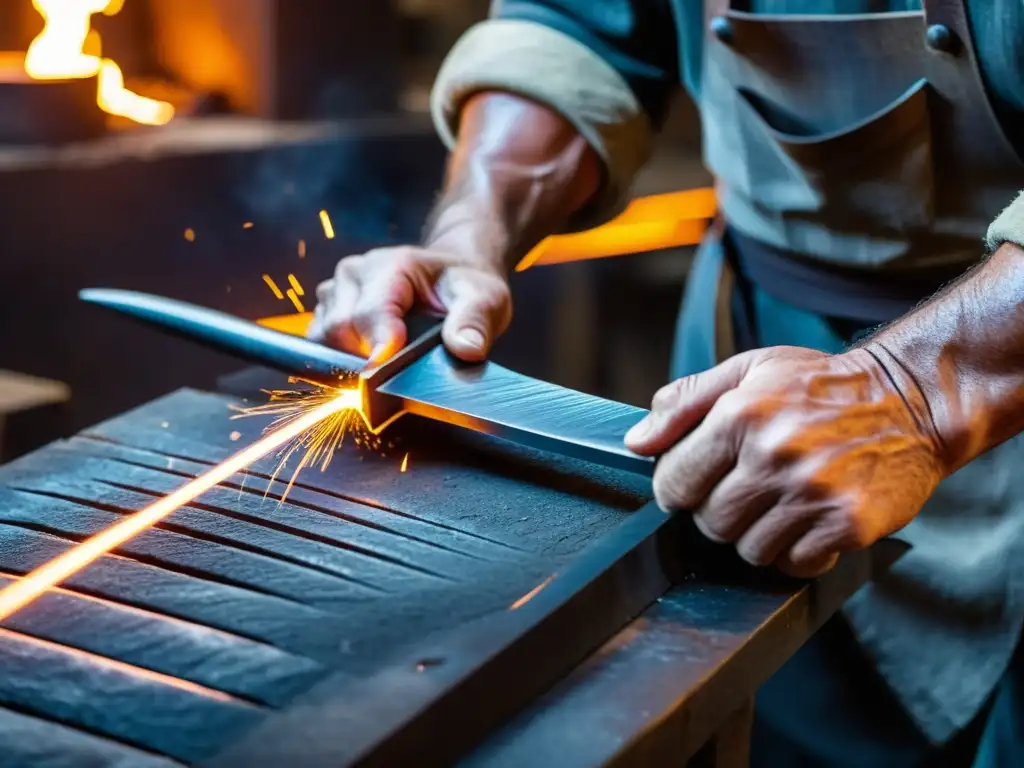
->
xmin=691 ymin=470 xmax=782 ymax=546
xmin=650 ymin=402 xmax=741 ymax=518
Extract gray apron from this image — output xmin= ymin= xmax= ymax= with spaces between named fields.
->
xmin=677 ymin=0 xmax=1024 ymax=744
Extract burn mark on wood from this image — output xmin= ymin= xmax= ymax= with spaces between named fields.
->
xmin=0 ymin=628 xmax=263 ymax=763
xmin=0 ymin=526 xmax=350 ymax=661
xmin=0 ymin=573 xmax=324 ymax=707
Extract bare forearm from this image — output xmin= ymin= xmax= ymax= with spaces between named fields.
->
xmin=423 ymin=92 xmax=601 ymax=273
xmin=862 ymin=243 xmax=1024 ymax=473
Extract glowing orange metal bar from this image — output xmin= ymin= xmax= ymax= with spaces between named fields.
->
xmin=0 ymin=389 xmax=361 ymax=623
xmin=514 ymin=187 xmax=715 ymax=271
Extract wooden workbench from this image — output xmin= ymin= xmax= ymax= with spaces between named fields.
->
xmin=0 ymin=387 xmax=888 ymax=766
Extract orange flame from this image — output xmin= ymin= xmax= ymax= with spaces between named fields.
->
xmin=24 ymin=0 xmax=174 ymax=126
xmin=0 ymin=388 xmax=361 ymax=622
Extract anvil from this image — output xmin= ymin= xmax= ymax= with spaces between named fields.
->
xmin=79 ymin=289 xmax=654 ymax=477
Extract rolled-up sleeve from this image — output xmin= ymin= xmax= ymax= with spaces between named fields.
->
xmin=431 ymin=1 xmax=679 ymax=229
xmin=987 ymin=191 xmax=1024 ymax=251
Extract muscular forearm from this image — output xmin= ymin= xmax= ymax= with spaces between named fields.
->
xmin=423 ymin=92 xmax=601 ymax=273
xmin=861 ymin=242 xmax=1024 ymax=474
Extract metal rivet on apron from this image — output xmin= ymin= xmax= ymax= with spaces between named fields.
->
xmin=925 ymin=23 xmax=958 ymax=53
xmin=711 ymin=16 xmax=734 ymax=44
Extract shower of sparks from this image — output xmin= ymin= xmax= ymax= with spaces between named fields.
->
xmin=298 ymin=239 xmax=307 ymax=258
xmin=285 ymin=288 xmax=305 ymax=313
xmin=0 ymin=390 xmax=360 ymax=623
xmin=400 ymin=453 xmax=409 ymax=473
xmin=262 ymin=274 xmax=284 ymax=300
xmin=319 ymin=210 xmax=335 ymax=239
xmin=232 ymin=382 xmax=384 ymax=502
xmin=287 ymin=274 xmax=304 ymax=296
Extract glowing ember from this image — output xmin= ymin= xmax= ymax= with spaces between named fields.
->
xmin=285 ymin=288 xmax=305 ymax=313
xmin=319 ymin=210 xmax=335 ymax=239
xmin=298 ymin=239 xmax=307 ymax=258
xmin=287 ymin=274 xmax=304 ymax=297
xmin=0 ymin=389 xmax=360 ymax=623
xmin=243 ymin=222 xmax=254 ymax=229
xmin=262 ymin=274 xmax=284 ymax=300
xmin=184 ymin=228 xmax=195 ymax=242
xmin=400 ymin=453 xmax=409 ymax=473
xmin=25 ymin=0 xmax=174 ymax=126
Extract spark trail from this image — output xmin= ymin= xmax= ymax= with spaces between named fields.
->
xmin=0 ymin=388 xmax=361 ymax=622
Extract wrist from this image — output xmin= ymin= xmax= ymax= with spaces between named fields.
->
xmin=856 ymin=243 xmax=1024 ymax=473
xmin=423 ymin=191 xmax=516 ymax=274
xmin=853 ymin=341 xmax=956 ymax=475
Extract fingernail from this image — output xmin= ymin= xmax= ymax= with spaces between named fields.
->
xmin=456 ymin=328 xmax=486 ymax=351
xmin=625 ymin=418 xmax=651 ymax=444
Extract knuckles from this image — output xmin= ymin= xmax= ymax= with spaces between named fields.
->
xmin=651 ymin=469 xmax=698 ymax=514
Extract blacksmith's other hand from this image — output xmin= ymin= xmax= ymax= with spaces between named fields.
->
xmin=625 ymin=346 xmax=946 ymax=579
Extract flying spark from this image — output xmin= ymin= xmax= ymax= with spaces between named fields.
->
xmin=262 ymin=274 xmax=284 ymax=300
xmin=233 ymin=382 xmax=385 ymax=501
xmin=0 ymin=390 xmax=361 ymax=622
xmin=400 ymin=453 xmax=409 ymax=473
xmin=243 ymin=222 xmax=254 ymax=229
xmin=298 ymin=239 xmax=307 ymax=258
xmin=287 ymin=274 xmax=304 ymax=297
xmin=285 ymin=288 xmax=305 ymax=313
xmin=184 ymin=228 xmax=195 ymax=242
xmin=319 ymin=210 xmax=335 ymax=239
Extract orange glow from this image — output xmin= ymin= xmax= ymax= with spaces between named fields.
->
xmin=287 ymin=274 xmax=304 ymax=297
xmin=243 ymin=222 xmax=254 ymax=229
xmin=515 ymin=188 xmax=715 ymax=271
xmin=24 ymin=0 xmax=174 ymax=126
xmin=184 ymin=228 xmax=195 ymax=242
xmin=319 ymin=210 xmax=335 ymax=239
xmin=298 ymin=239 xmax=307 ymax=258
xmin=400 ymin=452 xmax=409 ymax=473
xmin=257 ymin=312 xmax=313 ymax=336
xmin=262 ymin=274 xmax=284 ymax=300
xmin=285 ymin=288 xmax=305 ymax=313
xmin=0 ymin=389 xmax=360 ymax=623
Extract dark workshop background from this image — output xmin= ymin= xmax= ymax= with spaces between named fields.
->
xmin=0 ymin=0 xmax=710 ymax=460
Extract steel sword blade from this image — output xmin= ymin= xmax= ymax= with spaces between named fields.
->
xmin=80 ymin=289 xmax=655 ymax=477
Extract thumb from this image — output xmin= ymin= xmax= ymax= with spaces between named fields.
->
xmin=625 ymin=350 xmax=758 ymax=455
xmin=439 ymin=270 xmax=511 ymax=362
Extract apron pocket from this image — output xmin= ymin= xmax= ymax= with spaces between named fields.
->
xmin=733 ymin=79 xmax=935 ymax=263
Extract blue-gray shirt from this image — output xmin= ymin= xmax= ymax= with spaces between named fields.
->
xmin=494 ymin=1 xmax=1024 ymax=146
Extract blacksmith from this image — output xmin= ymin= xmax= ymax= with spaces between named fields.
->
xmin=310 ymin=2 xmax=1024 ymax=765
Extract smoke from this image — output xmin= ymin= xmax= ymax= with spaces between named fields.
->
xmin=230 ymin=115 xmax=444 ymax=251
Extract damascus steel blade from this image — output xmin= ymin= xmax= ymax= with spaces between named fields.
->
xmin=376 ymin=347 xmax=654 ymax=477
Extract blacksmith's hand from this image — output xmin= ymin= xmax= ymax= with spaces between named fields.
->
xmin=625 ymin=347 xmax=946 ymax=578
xmin=308 ymin=248 xmax=511 ymax=365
